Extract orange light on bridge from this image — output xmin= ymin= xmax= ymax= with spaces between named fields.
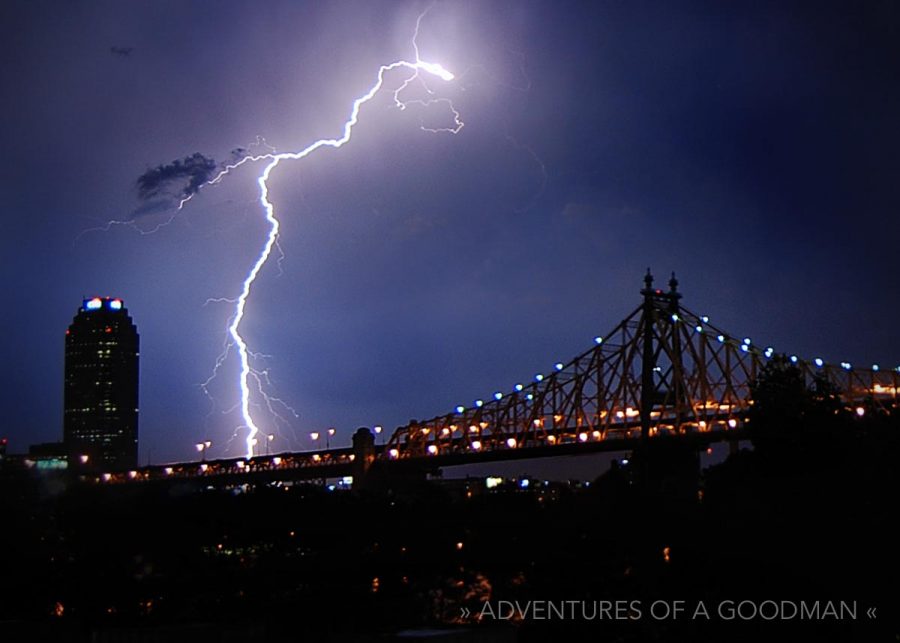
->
xmin=578 ymin=432 xmax=588 ymax=442
xmin=312 ymin=454 xmax=321 ymax=462
xmin=856 ymin=406 xmax=865 ymax=417
xmin=164 ymin=467 xmax=173 ymax=475
xmin=592 ymin=430 xmax=601 ymax=439
xmin=388 ymin=448 xmax=399 ymax=459
xmin=547 ymin=435 xmax=557 ymax=444
xmin=471 ymin=441 xmax=482 ymax=451
xmin=272 ymin=457 xmax=282 ymax=466
xmin=506 ymin=437 xmax=517 ymax=448
xmin=427 ymin=444 xmax=439 ymax=455
xmin=728 ymin=419 xmax=738 ymax=428
xmin=200 ymin=464 xmax=208 ymax=472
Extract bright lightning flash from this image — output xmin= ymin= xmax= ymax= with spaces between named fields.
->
xmin=208 ymin=17 xmax=462 ymax=459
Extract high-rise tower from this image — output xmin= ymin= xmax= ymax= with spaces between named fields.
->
xmin=64 ymin=297 xmax=139 ymax=471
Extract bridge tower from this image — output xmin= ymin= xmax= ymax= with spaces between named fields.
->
xmin=639 ymin=270 xmax=685 ymax=439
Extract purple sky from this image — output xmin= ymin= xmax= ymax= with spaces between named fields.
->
xmin=1 ymin=0 xmax=898 ymax=468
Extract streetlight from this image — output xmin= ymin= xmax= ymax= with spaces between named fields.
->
xmin=310 ymin=431 xmax=320 ymax=450
xmin=195 ymin=440 xmax=212 ymax=462
xmin=327 ymin=427 xmax=336 ymax=449
xmin=266 ymin=433 xmax=275 ymax=455
xmin=374 ymin=425 xmax=383 ymax=445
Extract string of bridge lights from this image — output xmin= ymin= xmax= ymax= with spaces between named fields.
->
xmin=444 ymin=313 xmax=899 ymax=419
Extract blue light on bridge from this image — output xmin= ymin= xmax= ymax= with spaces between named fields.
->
xmin=701 ymin=316 xmax=709 ymax=323
xmin=475 ymin=399 xmax=484 ymax=408
xmin=594 ymin=336 xmax=603 ymax=344
xmin=872 ymin=365 xmax=879 ymax=371
xmin=695 ymin=325 xmax=703 ymax=333
xmin=535 ymin=374 xmax=544 ymax=382
xmin=555 ymin=363 xmax=564 ymax=371
xmin=456 ymin=405 xmax=465 ymax=414
xmin=717 ymin=334 xmax=725 ymax=343
xmin=494 ymin=392 xmax=503 ymax=400
xmin=790 ymin=355 xmax=798 ymax=363
xmin=814 ymin=358 xmax=824 ymax=367
xmin=515 ymin=384 xmax=524 ymax=392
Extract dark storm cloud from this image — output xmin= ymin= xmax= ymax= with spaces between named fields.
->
xmin=136 ymin=152 xmax=217 ymax=204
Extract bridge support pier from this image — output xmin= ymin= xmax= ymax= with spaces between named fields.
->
xmin=351 ymin=427 xmax=376 ymax=490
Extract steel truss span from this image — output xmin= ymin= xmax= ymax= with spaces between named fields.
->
xmin=95 ymin=272 xmax=898 ymax=485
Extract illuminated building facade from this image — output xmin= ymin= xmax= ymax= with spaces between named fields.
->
xmin=64 ymin=297 xmax=139 ymax=471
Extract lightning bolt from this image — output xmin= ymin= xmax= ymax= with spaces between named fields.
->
xmin=205 ymin=11 xmax=462 ymax=459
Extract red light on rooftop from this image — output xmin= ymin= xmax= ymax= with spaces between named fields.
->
xmin=105 ymin=327 xmax=112 ymax=333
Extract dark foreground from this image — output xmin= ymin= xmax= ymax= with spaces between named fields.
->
xmin=1 ymin=365 xmax=897 ymax=642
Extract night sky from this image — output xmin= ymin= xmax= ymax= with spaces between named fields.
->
xmin=2 ymin=1 xmax=898 ymax=466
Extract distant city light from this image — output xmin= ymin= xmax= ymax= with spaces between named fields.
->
xmin=85 ymin=298 xmax=102 ymax=310
xmin=109 ymin=299 xmax=123 ymax=310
